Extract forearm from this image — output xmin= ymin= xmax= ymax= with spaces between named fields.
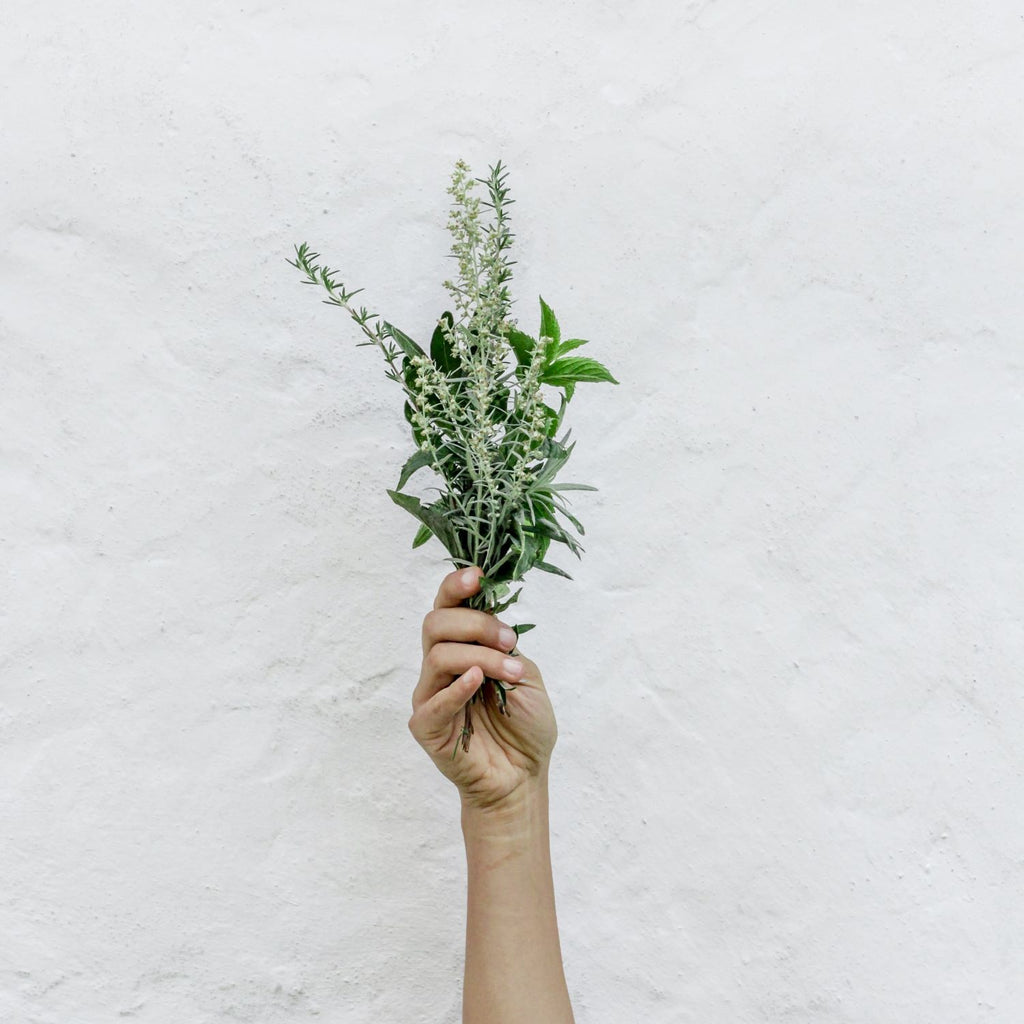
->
xmin=461 ymin=777 xmax=574 ymax=1024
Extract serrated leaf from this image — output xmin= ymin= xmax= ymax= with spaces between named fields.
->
xmin=508 ymin=327 xmax=536 ymax=367
xmin=556 ymin=338 xmax=589 ymax=357
xmin=387 ymin=490 xmax=456 ymax=552
xmin=396 ymin=449 xmax=434 ymax=490
xmin=538 ymin=296 xmax=560 ymax=349
xmin=540 ymin=356 xmax=619 ymax=387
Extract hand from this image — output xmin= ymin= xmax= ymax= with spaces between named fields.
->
xmin=408 ymin=566 xmax=559 ymax=811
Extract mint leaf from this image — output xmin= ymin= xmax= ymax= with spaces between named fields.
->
xmin=538 ymin=296 xmax=560 ymax=349
xmin=540 ymin=356 xmax=619 ymax=387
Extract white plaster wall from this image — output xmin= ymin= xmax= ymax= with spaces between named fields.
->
xmin=3 ymin=2 xmax=1023 ymax=1021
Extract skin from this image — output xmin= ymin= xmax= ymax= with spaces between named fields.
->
xmin=408 ymin=565 xmax=575 ymax=1024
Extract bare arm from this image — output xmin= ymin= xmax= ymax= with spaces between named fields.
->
xmin=408 ymin=566 xmax=575 ymax=1024
xmin=462 ymin=779 xmax=573 ymax=1024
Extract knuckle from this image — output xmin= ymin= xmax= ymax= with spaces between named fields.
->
xmin=423 ymin=643 xmax=446 ymax=673
xmin=421 ymin=610 xmax=437 ymax=643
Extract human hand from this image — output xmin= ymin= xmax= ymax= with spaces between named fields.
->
xmin=408 ymin=566 xmax=558 ymax=812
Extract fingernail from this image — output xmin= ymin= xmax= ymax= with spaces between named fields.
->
xmin=461 ymin=568 xmax=478 ymax=586
xmin=503 ymin=657 xmax=525 ymax=681
xmin=498 ymin=626 xmax=517 ymax=651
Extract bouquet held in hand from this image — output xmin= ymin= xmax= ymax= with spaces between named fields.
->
xmin=287 ymin=159 xmax=617 ymax=753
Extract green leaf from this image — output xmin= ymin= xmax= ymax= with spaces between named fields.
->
xmin=553 ymin=500 xmax=586 ymax=537
xmin=403 ymin=400 xmax=426 ymax=447
xmin=540 ymin=403 xmax=560 ymax=438
xmin=381 ymin=320 xmax=425 ymax=360
xmin=549 ymin=482 xmax=598 ymax=491
xmin=487 ymin=585 xmax=522 ymax=615
xmin=535 ymin=560 xmax=573 ymax=580
xmin=564 ymin=381 xmax=575 ymax=401
xmin=512 ymin=528 xmax=540 ymax=579
xmin=478 ymin=576 xmax=511 ymax=608
xmin=387 ymin=490 xmax=456 ymax=552
xmin=508 ymin=327 xmax=536 ymax=367
xmin=538 ymin=296 xmax=560 ymax=349
xmin=512 ymin=623 xmax=536 ymax=636
xmin=540 ymin=356 xmax=619 ymax=388
xmin=430 ymin=312 xmax=457 ymax=374
xmin=537 ymin=532 xmax=552 ymax=561
xmin=556 ymin=338 xmax=589 ymax=357
xmin=396 ymin=448 xmax=434 ymax=490
xmin=533 ymin=439 xmax=576 ymax=487
xmin=412 ymin=523 xmax=433 ymax=548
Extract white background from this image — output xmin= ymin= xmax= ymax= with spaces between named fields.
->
xmin=3 ymin=2 xmax=1023 ymax=1021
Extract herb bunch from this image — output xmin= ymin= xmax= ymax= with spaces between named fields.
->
xmin=287 ymin=159 xmax=617 ymax=754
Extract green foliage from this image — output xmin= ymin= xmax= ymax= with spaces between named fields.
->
xmin=288 ymin=160 xmax=618 ymax=755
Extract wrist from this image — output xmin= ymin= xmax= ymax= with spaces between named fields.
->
xmin=461 ymin=774 xmax=550 ymax=845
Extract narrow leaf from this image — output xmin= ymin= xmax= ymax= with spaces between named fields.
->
xmin=412 ymin=523 xmax=433 ymax=548
xmin=553 ymin=501 xmax=586 ymax=537
xmin=381 ymin=320 xmax=426 ymax=360
xmin=513 ymin=530 xmax=540 ymax=579
xmin=535 ymin=560 xmax=573 ymax=580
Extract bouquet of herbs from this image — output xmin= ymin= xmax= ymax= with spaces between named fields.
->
xmin=286 ymin=159 xmax=617 ymax=753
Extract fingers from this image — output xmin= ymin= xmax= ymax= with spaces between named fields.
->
xmin=412 ymin=642 xmax=528 ymax=711
xmin=433 ymin=565 xmax=483 ymax=611
xmin=408 ymin=665 xmax=482 ymax=744
xmin=422 ymin=606 xmax=519 ymax=657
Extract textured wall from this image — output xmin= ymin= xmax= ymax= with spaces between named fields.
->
xmin=3 ymin=2 xmax=1023 ymax=1021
